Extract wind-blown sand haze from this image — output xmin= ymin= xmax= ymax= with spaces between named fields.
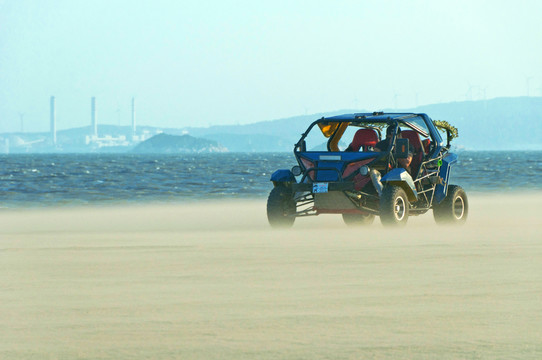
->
xmin=1 ymin=193 xmax=542 ymax=359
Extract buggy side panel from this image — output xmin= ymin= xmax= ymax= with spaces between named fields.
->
xmin=435 ymin=153 xmax=458 ymax=203
xmin=381 ymin=168 xmax=418 ymax=202
xmin=270 ymin=169 xmax=296 ymax=184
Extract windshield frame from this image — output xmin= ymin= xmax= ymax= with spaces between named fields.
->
xmin=295 ymin=113 xmax=435 ymax=152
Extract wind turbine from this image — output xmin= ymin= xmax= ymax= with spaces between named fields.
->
xmin=479 ymin=86 xmax=487 ymax=100
xmin=19 ymin=113 xmax=24 ymax=133
xmin=465 ymin=83 xmax=476 ymax=101
xmin=392 ymin=92 xmax=399 ymax=110
xmin=116 ymin=106 xmax=121 ymax=126
xmin=525 ymin=76 xmax=534 ymax=96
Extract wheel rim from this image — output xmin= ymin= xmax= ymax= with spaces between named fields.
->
xmin=453 ymin=196 xmax=465 ymax=219
xmin=394 ymin=196 xmax=406 ymax=221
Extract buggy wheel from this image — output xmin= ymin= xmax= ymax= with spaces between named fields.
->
xmin=266 ymin=186 xmax=296 ymax=228
xmin=380 ymin=185 xmax=409 ymax=227
xmin=433 ymin=185 xmax=468 ymax=225
xmin=342 ymin=213 xmax=375 ymax=226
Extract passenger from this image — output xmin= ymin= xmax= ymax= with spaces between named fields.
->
xmin=375 ymin=126 xmax=414 ymax=175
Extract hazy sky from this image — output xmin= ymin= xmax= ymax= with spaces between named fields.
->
xmin=1 ymin=0 xmax=541 ymax=132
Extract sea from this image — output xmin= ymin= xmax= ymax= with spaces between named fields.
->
xmin=1 ymin=151 xmax=541 ymax=208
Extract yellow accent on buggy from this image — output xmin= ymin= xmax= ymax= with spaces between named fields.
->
xmin=318 ymin=122 xmax=340 ymax=138
xmin=317 ymin=122 xmax=350 ymax=151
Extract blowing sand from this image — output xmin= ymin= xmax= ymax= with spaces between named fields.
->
xmin=1 ymin=193 xmax=542 ymax=359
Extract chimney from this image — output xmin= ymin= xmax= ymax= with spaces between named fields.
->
xmin=50 ymin=96 xmax=56 ymax=145
xmin=91 ymin=96 xmax=97 ymax=137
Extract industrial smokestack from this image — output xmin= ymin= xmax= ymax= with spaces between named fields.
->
xmin=131 ymin=97 xmax=136 ymax=135
xmin=91 ymin=96 xmax=97 ymax=137
xmin=50 ymin=96 xmax=56 ymax=145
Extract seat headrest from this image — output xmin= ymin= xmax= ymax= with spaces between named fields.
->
xmin=400 ymin=130 xmax=423 ymax=153
xmin=349 ymin=129 xmax=379 ymax=151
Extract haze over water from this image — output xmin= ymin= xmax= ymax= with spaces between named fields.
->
xmin=1 ymin=151 xmax=541 ymax=208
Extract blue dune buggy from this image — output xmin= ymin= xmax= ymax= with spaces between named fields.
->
xmin=267 ymin=112 xmax=468 ymax=227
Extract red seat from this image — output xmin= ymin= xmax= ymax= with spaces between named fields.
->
xmin=348 ymin=129 xmax=379 ymax=152
xmin=421 ymin=138 xmax=431 ymax=154
xmin=400 ymin=130 xmax=424 ymax=154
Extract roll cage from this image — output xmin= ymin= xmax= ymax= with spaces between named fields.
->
xmin=294 ymin=112 xmax=444 ymax=154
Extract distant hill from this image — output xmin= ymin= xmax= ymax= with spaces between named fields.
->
xmin=132 ymin=133 xmax=227 ymax=153
xmin=407 ymin=97 xmax=542 ymax=150
xmin=182 ymin=97 xmax=542 ymax=151
xmin=2 ymin=97 xmax=541 ymax=153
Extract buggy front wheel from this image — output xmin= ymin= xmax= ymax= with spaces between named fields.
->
xmin=433 ymin=185 xmax=468 ymax=225
xmin=266 ymin=186 xmax=296 ymax=228
xmin=380 ymin=185 xmax=409 ymax=227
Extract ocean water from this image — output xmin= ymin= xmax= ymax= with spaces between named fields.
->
xmin=0 ymin=151 xmax=541 ymax=208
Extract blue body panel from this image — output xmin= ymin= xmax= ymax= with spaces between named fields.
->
xmin=315 ymin=162 xmax=342 ymax=181
xmin=381 ymin=168 xmax=418 ymax=201
xmin=270 ymin=169 xmax=296 ymax=183
xmin=435 ymin=153 xmax=458 ymax=203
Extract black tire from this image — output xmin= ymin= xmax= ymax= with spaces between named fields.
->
xmin=433 ymin=185 xmax=468 ymax=225
xmin=266 ymin=186 xmax=296 ymax=228
xmin=380 ymin=185 xmax=409 ymax=227
xmin=342 ymin=213 xmax=375 ymax=226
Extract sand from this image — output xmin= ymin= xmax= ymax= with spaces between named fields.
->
xmin=1 ymin=193 xmax=542 ymax=359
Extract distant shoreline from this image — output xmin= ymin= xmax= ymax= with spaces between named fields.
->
xmin=2 ymin=97 xmax=542 ymax=152
xmin=1 ymin=149 xmax=542 ymax=155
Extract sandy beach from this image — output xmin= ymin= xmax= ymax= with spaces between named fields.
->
xmin=1 ymin=193 xmax=542 ymax=359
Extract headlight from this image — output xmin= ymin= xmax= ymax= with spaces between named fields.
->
xmin=359 ymin=165 xmax=369 ymax=176
xmin=291 ymin=166 xmax=302 ymax=176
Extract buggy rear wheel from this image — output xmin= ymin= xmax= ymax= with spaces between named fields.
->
xmin=342 ymin=213 xmax=375 ymax=226
xmin=380 ymin=185 xmax=409 ymax=227
xmin=267 ymin=186 xmax=296 ymax=228
xmin=433 ymin=185 xmax=468 ymax=225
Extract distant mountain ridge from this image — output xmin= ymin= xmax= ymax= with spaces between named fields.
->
xmin=1 ymin=97 xmax=541 ymax=152
xmin=181 ymin=97 xmax=542 ymax=151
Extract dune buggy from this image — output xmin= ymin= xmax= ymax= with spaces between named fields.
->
xmin=267 ymin=112 xmax=468 ymax=227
